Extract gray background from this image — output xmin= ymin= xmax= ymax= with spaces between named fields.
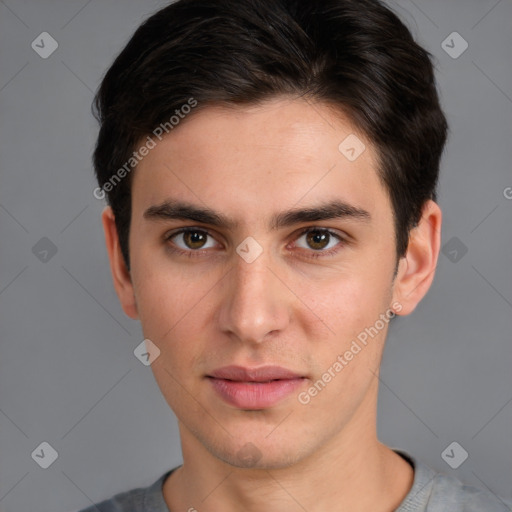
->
xmin=0 ymin=0 xmax=511 ymax=511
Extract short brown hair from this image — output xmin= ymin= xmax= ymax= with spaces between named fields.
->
xmin=92 ymin=0 xmax=448 ymax=270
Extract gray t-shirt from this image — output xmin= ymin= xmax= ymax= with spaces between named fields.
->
xmin=77 ymin=449 xmax=512 ymax=511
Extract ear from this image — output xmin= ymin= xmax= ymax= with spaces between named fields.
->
xmin=101 ymin=206 xmax=139 ymax=319
xmin=391 ymin=200 xmax=442 ymax=316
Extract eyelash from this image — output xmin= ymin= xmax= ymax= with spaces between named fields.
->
xmin=164 ymin=227 xmax=347 ymax=260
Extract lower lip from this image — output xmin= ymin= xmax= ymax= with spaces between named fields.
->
xmin=208 ymin=377 xmax=305 ymax=409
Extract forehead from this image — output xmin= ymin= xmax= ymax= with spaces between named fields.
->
xmin=131 ymin=97 xmax=392 ymax=227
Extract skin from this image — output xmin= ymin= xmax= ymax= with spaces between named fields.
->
xmin=102 ymin=96 xmax=442 ymax=512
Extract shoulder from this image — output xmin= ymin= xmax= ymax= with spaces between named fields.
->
xmin=75 ymin=469 xmax=174 ymax=512
xmin=394 ymin=449 xmax=512 ymax=512
xmin=76 ymin=486 xmax=145 ymax=512
xmin=428 ymin=471 xmax=512 ymax=512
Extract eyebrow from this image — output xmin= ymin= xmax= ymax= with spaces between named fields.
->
xmin=143 ymin=199 xmax=371 ymax=230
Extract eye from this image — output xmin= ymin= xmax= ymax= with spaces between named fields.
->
xmin=293 ymin=228 xmax=344 ymax=253
xmin=166 ymin=228 xmax=219 ymax=251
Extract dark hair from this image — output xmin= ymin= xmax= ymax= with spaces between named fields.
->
xmin=92 ymin=0 xmax=448 ymax=271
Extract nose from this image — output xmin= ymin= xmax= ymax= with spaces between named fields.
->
xmin=217 ymin=250 xmax=291 ymax=344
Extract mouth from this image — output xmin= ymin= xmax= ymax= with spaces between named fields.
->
xmin=207 ymin=365 xmax=307 ymax=409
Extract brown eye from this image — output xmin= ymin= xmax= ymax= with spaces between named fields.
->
xmin=183 ymin=230 xmax=207 ymax=249
xmin=167 ymin=229 xmax=217 ymax=251
xmin=294 ymin=228 xmax=344 ymax=255
xmin=306 ymin=230 xmax=331 ymax=250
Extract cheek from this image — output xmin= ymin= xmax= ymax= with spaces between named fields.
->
xmin=131 ymin=255 xmax=218 ymax=365
xmin=298 ymin=268 xmax=392 ymax=390
xmin=131 ymin=274 xmax=179 ymax=348
xmin=134 ymin=268 xmax=208 ymax=404
xmin=131 ymin=241 xmax=208 ymax=319
xmin=305 ymin=271 xmax=389 ymax=333
xmin=301 ymin=278 xmax=389 ymax=411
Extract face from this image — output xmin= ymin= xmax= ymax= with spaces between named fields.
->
xmin=103 ymin=96 xmax=440 ymax=470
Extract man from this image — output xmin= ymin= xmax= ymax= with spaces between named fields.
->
xmin=81 ymin=0 xmax=511 ymax=510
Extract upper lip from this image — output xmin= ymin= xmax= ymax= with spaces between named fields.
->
xmin=208 ymin=365 xmax=304 ymax=382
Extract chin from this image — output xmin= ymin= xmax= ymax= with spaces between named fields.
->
xmin=203 ymin=433 xmax=313 ymax=470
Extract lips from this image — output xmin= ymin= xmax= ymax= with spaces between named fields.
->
xmin=209 ymin=365 xmax=303 ymax=382
xmin=207 ymin=365 xmax=306 ymax=409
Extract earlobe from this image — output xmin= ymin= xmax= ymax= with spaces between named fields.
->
xmin=391 ymin=200 xmax=442 ymax=316
xmin=101 ymin=206 xmax=139 ymax=320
